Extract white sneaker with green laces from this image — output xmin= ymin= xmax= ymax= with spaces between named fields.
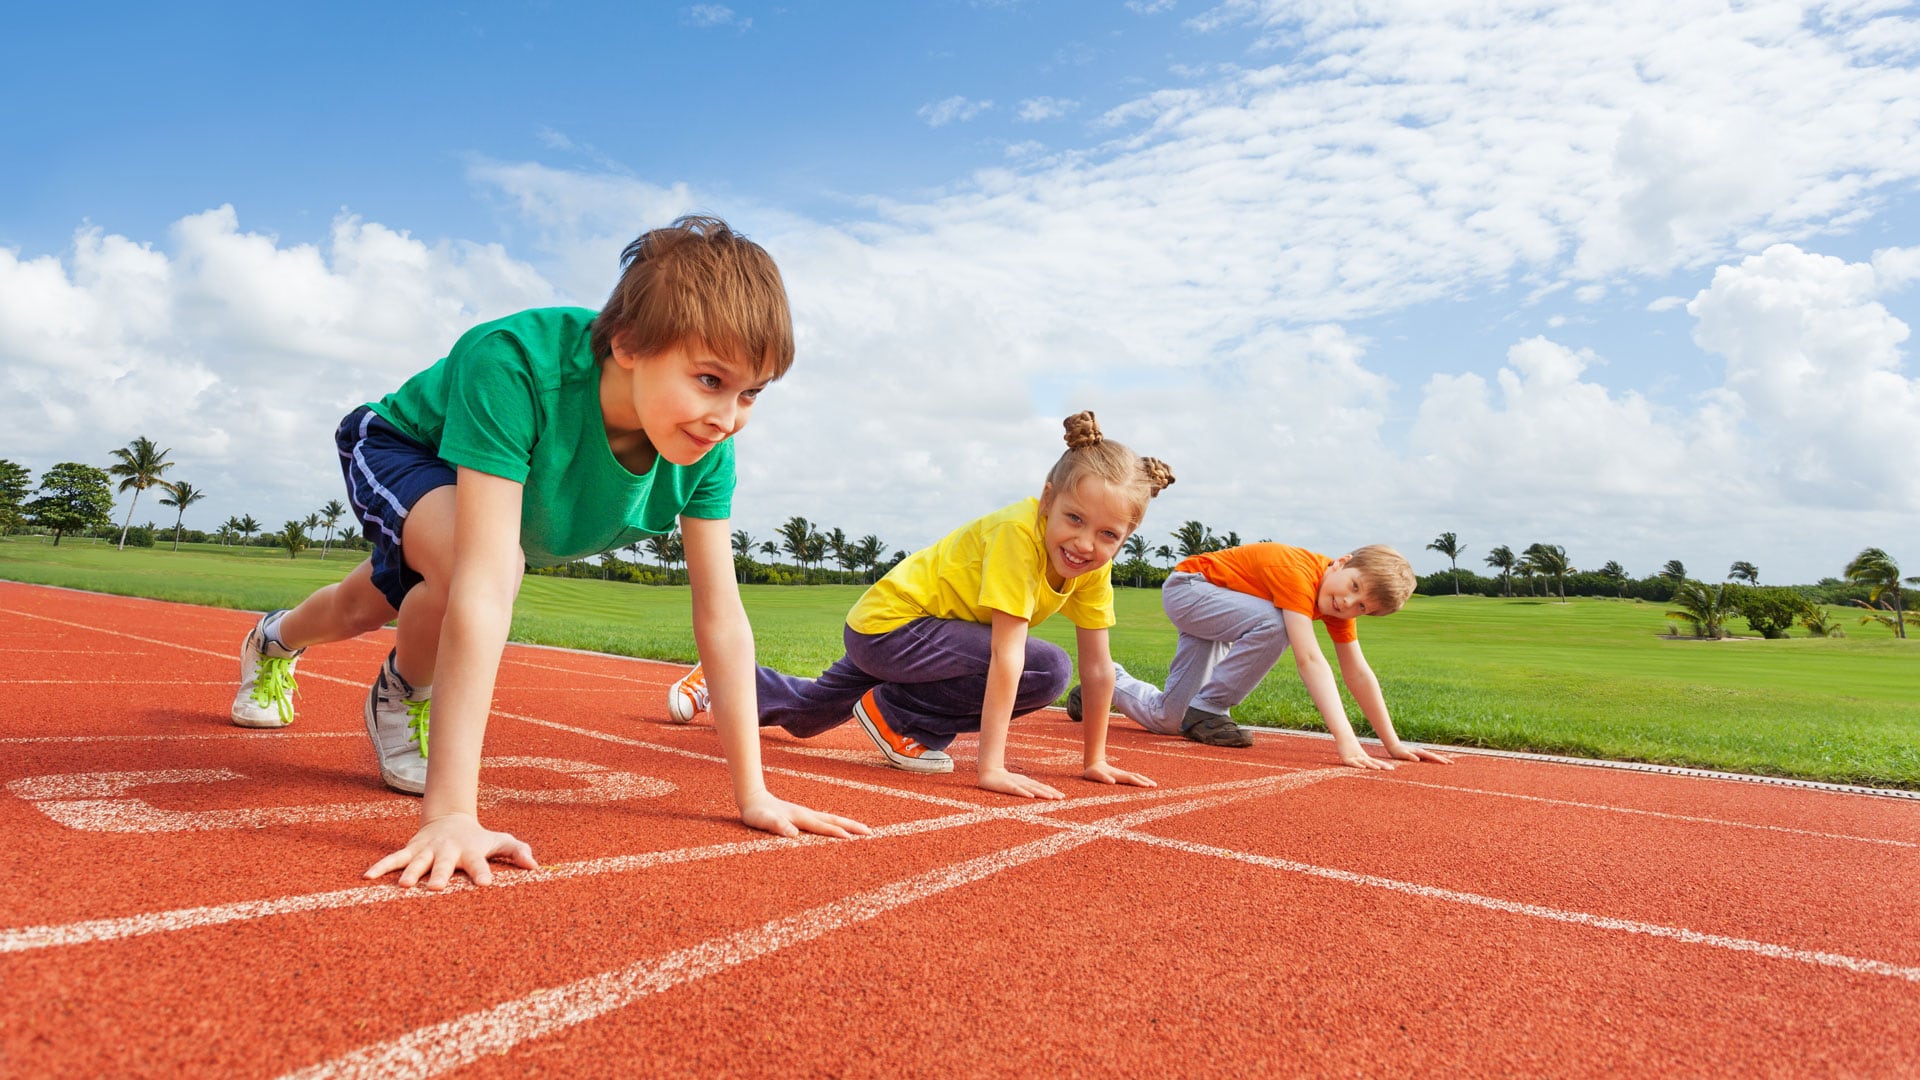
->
xmin=364 ymin=652 xmax=430 ymax=795
xmin=231 ymin=611 xmax=304 ymax=728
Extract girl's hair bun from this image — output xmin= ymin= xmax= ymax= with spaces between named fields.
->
xmin=1140 ymin=457 xmax=1176 ymax=497
xmin=1063 ymin=410 xmax=1104 ymax=451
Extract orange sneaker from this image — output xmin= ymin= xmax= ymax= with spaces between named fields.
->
xmin=667 ymin=664 xmax=708 ymax=723
xmin=853 ymin=689 xmax=953 ymax=774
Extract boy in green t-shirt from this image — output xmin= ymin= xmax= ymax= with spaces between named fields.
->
xmin=230 ymin=216 xmax=869 ymax=888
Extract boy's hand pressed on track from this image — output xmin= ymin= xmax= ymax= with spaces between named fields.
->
xmin=979 ymin=767 xmax=1066 ymax=801
xmin=739 ymin=790 xmax=872 ymax=839
xmin=1084 ymin=761 xmax=1157 ymax=788
xmin=365 ymin=812 xmax=538 ymax=890
xmin=1339 ymin=749 xmax=1397 ymax=771
xmin=1390 ymin=745 xmax=1455 ymax=765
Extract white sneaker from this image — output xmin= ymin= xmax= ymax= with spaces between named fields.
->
xmin=364 ymin=653 xmax=430 ymax=795
xmin=231 ymin=611 xmax=304 ymax=728
xmin=667 ymin=664 xmax=708 ymax=723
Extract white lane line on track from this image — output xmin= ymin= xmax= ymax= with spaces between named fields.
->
xmin=1370 ymin=776 xmax=1919 ymax=849
xmin=1093 ymin=824 xmax=1920 ymax=984
xmin=0 ymin=775 xmax=1308 ymax=954
xmin=278 ymin=775 xmax=1334 ymax=1080
xmin=1022 ymin=729 xmax=1918 ymax=849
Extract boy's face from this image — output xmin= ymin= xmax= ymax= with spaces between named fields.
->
xmin=610 ymin=337 xmax=767 ymax=467
xmin=1038 ymin=478 xmax=1134 ymax=585
xmin=1316 ymin=556 xmax=1378 ymax=619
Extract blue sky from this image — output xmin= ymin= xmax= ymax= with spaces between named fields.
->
xmin=5 ymin=1 xmax=1919 ymax=585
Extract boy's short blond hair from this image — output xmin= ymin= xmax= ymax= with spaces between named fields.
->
xmin=590 ymin=215 xmax=794 ymax=380
xmin=1345 ymin=544 xmax=1416 ymax=614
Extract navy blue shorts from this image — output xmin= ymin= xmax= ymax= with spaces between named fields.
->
xmin=335 ymin=405 xmax=457 ymax=611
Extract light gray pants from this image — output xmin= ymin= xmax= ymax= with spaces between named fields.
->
xmin=1111 ymin=571 xmax=1292 ymax=735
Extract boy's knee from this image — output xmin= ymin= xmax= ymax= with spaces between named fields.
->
xmin=1025 ymin=641 xmax=1073 ymax=698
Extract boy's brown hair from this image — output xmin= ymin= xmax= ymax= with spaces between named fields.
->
xmin=590 ymin=215 xmax=794 ymax=380
xmin=1345 ymin=544 xmax=1417 ymax=614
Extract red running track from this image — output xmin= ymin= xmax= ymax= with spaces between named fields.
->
xmin=1 ymin=580 xmax=1916 ymax=1078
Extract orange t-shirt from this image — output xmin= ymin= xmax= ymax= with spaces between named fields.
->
xmin=1174 ymin=543 xmax=1357 ymax=643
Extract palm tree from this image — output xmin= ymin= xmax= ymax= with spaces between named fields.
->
xmin=1523 ymin=542 xmax=1573 ymax=601
xmin=1599 ymin=560 xmax=1628 ymax=597
xmin=1123 ymin=535 xmax=1149 ymax=587
xmin=157 ymin=480 xmax=206 ymax=552
xmin=852 ymin=534 xmax=885 ymax=582
xmin=1483 ymin=545 xmax=1516 ymax=597
xmin=1660 ymin=560 xmax=1687 ymax=584
xmin=317 ymin=499 xmax=347 ymax=560
xmin=644 ymin=534 xmax=673 ymax=572
xmin=278 ymin=520 xmax=311 ymax=560
xmin=1845 ymin=547 xmax=1911 ymax=639
xmin=1667 ymin=579 xmax=1733 ymax=638
xmin=779 ymin=516 xmax=814 ymax=570
xmin=826 ymin=527 xmax=852 ymax=578
xmin=106 ymin=436 xmax=175 ymax=550
xmin=220 ymin=515 xmax=242 ymax=546
xmin=731 ymin=530 xmax=758 ymax=560
xmin=1427 ymin=532 xmax=1466 ymax=595
xmin=237 ymin=514 xmax=261 ymax=545
xmin=338 ymin=525 xmax=359 ymax=549
xmin=1727 ymin=561 xmax=1759 ymax=584
xmin=1154 ymin=544 xmax=1174 ymax=567
xmin=1172 ymin=521 xmax=1213 ymax=559
xmin=758 ymin=539 xmax=778 ymax=561
xmin=802 ymin=530 xmax=827 ymax=576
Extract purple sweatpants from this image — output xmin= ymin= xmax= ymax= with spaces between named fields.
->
xmin=758 ymin=618 xmax=1072 ymax=751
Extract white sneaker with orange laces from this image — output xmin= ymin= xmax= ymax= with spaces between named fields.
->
xmin=853 ymin=689 xmax=953 ymax=774
xmin=667 ymin=664 xmax=709 ymax=723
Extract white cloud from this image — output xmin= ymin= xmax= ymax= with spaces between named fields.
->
xmin=1 ymin=208 xmax=559 ymax=533
xmin=1686 ymin=243 xmax=1918 ymax=507
xmin=917 ymin=96 xmax=994 ymax=127
xmin=1645 ymin=295 xmax=1688 ymax=312
xmin=1016 ymin=96 xmax=1079 ymax=122
xmin=685 ymin=5 xmax=751 ymax=30
xmin=1127 ymin=0 xmax=1178 ymax=13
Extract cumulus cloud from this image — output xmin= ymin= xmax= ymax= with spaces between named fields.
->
xmin=917 ymin=96 xmax=993 ymax=127
xmin=0 ymin=208 xmax=559 ymax=532
xmin=1016 ymin=96 xmax=1079 ymax=122
xmin=6 ymin=4 xmax=1918 ymax=582
xmin=685 ymin=4 xmax=750 ymax=30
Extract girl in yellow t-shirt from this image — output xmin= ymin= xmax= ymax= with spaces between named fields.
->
xmin=671 ymin=412 xmax=1173 ymax=799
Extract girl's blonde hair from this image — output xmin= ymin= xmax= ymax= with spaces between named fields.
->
xmin=1043 ymin=411 xmax=1175 ymax=527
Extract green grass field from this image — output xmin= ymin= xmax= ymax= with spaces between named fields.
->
xmin=4 ymin=536 xmax=1916 ymax=788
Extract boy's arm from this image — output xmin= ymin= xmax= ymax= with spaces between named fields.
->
xmin=682 ymin=515 xmax=870 ymax=838
xmin=366 ymin=467 xmax=537 ymax=888
xmin=1073 ymin=625 xmax=1154 ymax=788
xmin=1332 ymin=639 xmax=1452 ymax=764
xmin=1281 ymin=608 xmax=1394 ymax=771
xmin=977 ymin=609 xmax=1064 ymax=800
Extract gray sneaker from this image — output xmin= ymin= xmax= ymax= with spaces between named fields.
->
xmin=1181 ymin=706 xmax=1253 ymax=748
xmin=364 ymin=652 xmax=430 ymax=794
xmin=231 ymin=611 xmax=304 ymax=728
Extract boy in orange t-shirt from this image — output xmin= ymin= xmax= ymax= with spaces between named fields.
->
xmin=1079 ymin=542 xmax=1451 ymax=768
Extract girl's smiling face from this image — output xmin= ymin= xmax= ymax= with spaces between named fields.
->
xmin=1038 ymin=477 xmax=1136 ymax=587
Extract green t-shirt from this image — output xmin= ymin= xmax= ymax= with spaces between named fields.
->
xmin=367 ymin=307 xmax=735 ymax=567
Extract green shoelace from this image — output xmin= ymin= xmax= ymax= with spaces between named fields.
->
xmin=406 ymin=698 xmax=431 ymax=758
xmin=250 ymin=656 xmax=299 ymax=726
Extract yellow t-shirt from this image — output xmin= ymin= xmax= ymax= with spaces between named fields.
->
xmin=847 ymin=498 xmax=1117 ymax=635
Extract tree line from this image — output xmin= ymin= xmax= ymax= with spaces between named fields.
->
xmin=0 ymin=444 xmax=362 ymax=560
xmin=1421 ymin=532 xmax=1915 ymax=640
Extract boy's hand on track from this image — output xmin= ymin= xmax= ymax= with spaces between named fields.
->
xmin=365 ymin=812 xmax=537 ymax=890
xmin=1390 ymin=745 xmax=1455 ymax=764
xmin=1340 ymin=750 xmax=1396 ymax=771
xmin=1084 ymin=761 xmax=1157 ymax=788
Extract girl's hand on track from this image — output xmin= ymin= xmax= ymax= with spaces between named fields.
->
xmin=365 ymin=812 xmax=536 ymax=890
xmin=1389 ymin=745 xmax=1455 ymax=764
xmin=979 ymin=767 xmax=1066 ymax=801
xmin=1084 ymin=761 xmax=1157 ymax=788
xmin=740 ymin=790 xmax=871 ymax=839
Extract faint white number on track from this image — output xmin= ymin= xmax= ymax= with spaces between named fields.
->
xmin=6 ymin=756 xmax=674 ymax=833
